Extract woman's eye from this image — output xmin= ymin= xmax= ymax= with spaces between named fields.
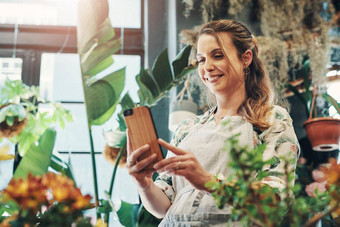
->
xmin=214 ymin=55 xmax=224 ymax=59
xmin=197 ymin=59 xmax=205 ymax=63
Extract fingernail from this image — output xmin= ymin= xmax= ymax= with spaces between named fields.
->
xmin=154 ymin=163 xmax=159 ymax=169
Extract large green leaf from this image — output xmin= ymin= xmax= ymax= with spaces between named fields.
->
xmin=323 ymin=93 xmax=340 ymax=115
xmin=117 ymin=201 xmax=139 ymax=227
xmin=77 ymin=0 xmax=110 ymax=53
xmin=136 ymin=45 xmax=195 ymax=106
xmin=120 ymin=93 xmax=136 ymax=111
xmin=137 ymin=205 xmax=161 ymax=227
xmin=151 ymin=48 xmax=173 ymax=92
xmin=87 ymin=55 xmax=114 ymax=77
xmin=172 ymin=45 xmax=192 ymax=79
xmin=136 ymin=69 xmax=157 ymax=105
xmin=80 ymin=38 xmax=122 ymax=76
xmin=13 ymin=129 xmax=56 ymax=179
xmin=85 ymin=68 xmax=125 ymax=125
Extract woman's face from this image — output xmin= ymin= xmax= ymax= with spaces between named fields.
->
xmin=196 ymin=33 xmax=245 ymax=97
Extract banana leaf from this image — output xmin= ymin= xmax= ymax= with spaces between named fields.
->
xmin=13 ymin=129 xmax=56 ymax=179
xmin=78 ymin=0 xmax=124 ymax=126
xmin=77 ymin=0 xmax=110 ymax=54
xmin=85 ymin=67 xmax=125 ymax=125
xmin=137 ymin=45 xmax=196 ymax=106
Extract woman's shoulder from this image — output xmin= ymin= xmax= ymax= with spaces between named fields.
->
xmin=270 ymin=105 xmax=292 ymax=121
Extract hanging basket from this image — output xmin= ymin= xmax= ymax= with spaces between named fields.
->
xmin=303 ymin=88 xmax=340 ymax=152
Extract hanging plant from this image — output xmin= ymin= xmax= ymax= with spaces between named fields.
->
xmin=257 ymin=36 xmax=291 ymax=109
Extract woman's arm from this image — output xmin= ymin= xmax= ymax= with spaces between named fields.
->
xmin=135 ymin=178 xmax=172 ymax=218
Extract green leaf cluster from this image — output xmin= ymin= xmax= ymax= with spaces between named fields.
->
xmin=206 ymin=121 xmax=340 ymax=226
xmin=0 ymin=79 xmax=73 ymax=156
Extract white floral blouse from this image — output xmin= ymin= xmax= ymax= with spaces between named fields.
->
xmin=155 ymin=105 xmax=300 ymax=226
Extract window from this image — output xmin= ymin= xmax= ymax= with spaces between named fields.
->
xmin=0 ymin=0 xmax=144 ymax=224
xmin=0 ymin=0 xmax=141 ymax=28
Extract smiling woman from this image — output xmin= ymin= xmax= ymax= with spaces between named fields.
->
xmin=125 ymin=19 xmax=300 ymax=226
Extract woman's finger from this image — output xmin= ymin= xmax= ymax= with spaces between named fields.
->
xmin=129 ymin=153 xmax=157 ymax=173
xmin=154 ymin=156 xmax=180 ymax=170
xmin=127 ymin=144 xmax=150 ymax=165
xmin=155 ymin=158 xmax=187 ymax=173
xmin=158 ymin=138 xmax=186 ymax=155
xmin=126 ymin=129 xmax=133 ymax=156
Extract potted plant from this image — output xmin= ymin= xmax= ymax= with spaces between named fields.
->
xmin=286 ymin=59 xmax=340 ymax=152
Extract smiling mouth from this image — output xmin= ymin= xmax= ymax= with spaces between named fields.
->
xmin=205 ymin=75 xmax=223 ymax=82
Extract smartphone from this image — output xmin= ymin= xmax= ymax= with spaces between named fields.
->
xmin=124 ymin=106 xmax=163 ymax=170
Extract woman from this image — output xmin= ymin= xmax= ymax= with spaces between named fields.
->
xmin=126 ymin=19 xmax=300 ymax=226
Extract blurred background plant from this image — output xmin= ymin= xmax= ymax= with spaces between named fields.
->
xmin=206 ymin=121 xmax=340 ymax=227
xmin=0 ymin=79 xmax=73 ymax=156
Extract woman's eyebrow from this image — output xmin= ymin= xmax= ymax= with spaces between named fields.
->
xmin=197 ymin=48 xmax=222 ymax=57
xmin=210 ymin=48 xmax=223 ymax=54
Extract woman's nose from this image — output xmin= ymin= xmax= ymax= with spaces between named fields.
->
xmin=204 ymin=59 xmax=215 ymax=71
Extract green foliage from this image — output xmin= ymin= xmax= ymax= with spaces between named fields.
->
xmin=0 ymin=104 xmax=26 ymax=125
xmin=13 ymin=129 xmax=56 ymax=179
xmin=206 ymin=121 xmax=339 ymax=226
xmin=0 ymin=79 xmax=73 ymax=156
xmin=77 ymin=0 xmax=124 ymax=126
xmin=136 ymin=46 xmax=196 ymax=106
xmin=116 ymin=201 xmax=160 ymax=227
xmin=77 ymin=0 xmax=196 ymax=225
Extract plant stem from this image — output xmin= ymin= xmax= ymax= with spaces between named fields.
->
xmin=249 ymin=188 xmax=273 ymax=227
xmin=303 ymin=201 xmax=340 ymax=227
xmin=104 ymin=145 xmax=125 ymax=224
xmin=88 ymin=125 xmax=100 ymax=219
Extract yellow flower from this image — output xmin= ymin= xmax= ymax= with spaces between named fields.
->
xmin=95 ymin=219 xmax=108 ymax=227
xmin=0 ymin=145 xmax=14 ymax=161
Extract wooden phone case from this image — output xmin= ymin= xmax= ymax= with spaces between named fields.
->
xmin=124 ymin=106 xmax=163 ymax=170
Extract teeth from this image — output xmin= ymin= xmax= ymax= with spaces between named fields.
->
xmin=206 ymin=75 xmax=222 ymax=82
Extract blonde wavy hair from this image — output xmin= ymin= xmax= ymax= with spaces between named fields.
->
xmin=199 ymin=19 xmax=274 ymax=130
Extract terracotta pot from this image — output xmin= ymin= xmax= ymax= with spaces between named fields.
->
xmin=303 ymin=117 xmax=340 ymax=152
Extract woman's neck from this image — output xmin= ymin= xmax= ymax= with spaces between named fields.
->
xmin=215 ymin=90 xmax=246 ymax=117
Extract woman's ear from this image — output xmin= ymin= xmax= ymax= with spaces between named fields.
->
xmin=242 ymin=49 xmax=253 ymax=67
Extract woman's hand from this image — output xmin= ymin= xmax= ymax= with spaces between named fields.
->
xmin=154 ymin=138 xmax=214 ymax=191
xmin=126 ymin=129 xmax=158 ymax=191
